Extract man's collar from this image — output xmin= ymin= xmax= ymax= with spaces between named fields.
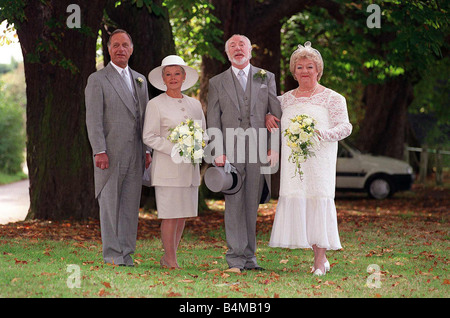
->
xmin=231 ymin=63 xmax=251 ymax=77
xmin=110 ymin=61 xmax=129 ymax=74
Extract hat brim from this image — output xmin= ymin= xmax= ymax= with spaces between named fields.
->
xmin=148 ymin=65 xmax=199 ymax=92
xmin=222 ymin=170 xmax=243 ymax=195
xmin=204 ymin=166 xmax=243 ymax=195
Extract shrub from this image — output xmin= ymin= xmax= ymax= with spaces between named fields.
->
xmin=0 ymin=82 xmax=25 ymax=174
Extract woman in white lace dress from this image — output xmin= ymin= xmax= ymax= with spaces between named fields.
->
xmin=267 ymin=42 xmax=352 ymax=276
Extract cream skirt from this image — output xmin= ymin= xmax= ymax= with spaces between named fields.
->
xmin=155 ymin=186 xmax=198 ymax=219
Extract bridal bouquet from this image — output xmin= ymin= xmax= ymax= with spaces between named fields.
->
xmin=168 ymin=118 xmax=206 ymax=165
xmin=284 ymin=114 xmax=319 ymax=178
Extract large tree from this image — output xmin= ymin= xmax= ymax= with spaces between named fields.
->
xmin=1 ymin=0 xmax=106 ymax=220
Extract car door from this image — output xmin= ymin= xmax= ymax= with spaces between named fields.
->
xmin=336 ymin=142 xmax=365 ymax=190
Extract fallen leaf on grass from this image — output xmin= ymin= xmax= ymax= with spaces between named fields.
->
xmin=41 ymin=272 xmax=57 ymax=276
xmin=14 ymin=258 xmax=27 ymax=265
xmin=178 ymin=279 xmax=195 ymax=283
xmin=98 ymin=288 xmax=112 ymax=297
xmin=224 ymin=267 xmax=241 ymax=274
xmin=216 ymin=282 xmax=240 ymax=287
xmin=101 ymin=282 xmax=111 ymax=288
xmin=206 ymin=268 xmax=220 ymax=273
xmin=221 ymin=273 xmax=230 ymax=279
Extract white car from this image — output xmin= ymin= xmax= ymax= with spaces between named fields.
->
xmin=336 ymin=141 xmax=414 ymax=199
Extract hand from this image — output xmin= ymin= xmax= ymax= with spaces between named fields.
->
xmin=265 ymin=114 xmax=280 ymax=132
xmin=314 ymin=129 xmax=323 ymax=141
xmin=214 ymin=155 xmax=227 ymax=167
xmin=145 ymin=152 xmax=152 ymax=169
xmin=267 ymin=149 xmax=279 ymax=168
xmin=95 ymin=153 xmax=109 ymax=170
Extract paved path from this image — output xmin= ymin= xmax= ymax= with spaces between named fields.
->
xmin=0 ymin=179 xmax=30 ymax=225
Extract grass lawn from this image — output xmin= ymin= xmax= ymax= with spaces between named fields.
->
xmin=0 ymin=185 xmax=448 ymax=300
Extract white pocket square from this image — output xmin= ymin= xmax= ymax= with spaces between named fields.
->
xmin=260 ymin=84 xmax=268 ymax=89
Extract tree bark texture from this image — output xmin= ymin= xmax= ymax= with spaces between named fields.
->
xmin=357 ymin=76 xmax=414 ymax=159
xmin=16 ymin=0 xmax=106 ymax=220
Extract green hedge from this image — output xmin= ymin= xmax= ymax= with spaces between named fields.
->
xmin=0 ymin=82 xmax=25 ymax=174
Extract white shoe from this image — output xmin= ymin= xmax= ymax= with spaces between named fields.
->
xmin=311 ymin=260 xmax=330 ymax=273
xmin=313 ymin=268 xmax=325 ymax=276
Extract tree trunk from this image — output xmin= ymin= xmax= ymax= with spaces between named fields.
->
xmin=16 ymin=0 xmax=106 ymax=220
xmin=357 ymin=76 xmax=414 ymax=159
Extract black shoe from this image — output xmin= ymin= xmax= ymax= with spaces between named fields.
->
xmin=244 ymin=266 xmax=265 ymax=271
xmin=119 ymin=264 xmax=134 ymax=267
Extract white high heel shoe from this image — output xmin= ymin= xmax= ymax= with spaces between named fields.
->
xmin=313 ymin=268 xmax=325 ymax=276
xmin=311 ymin=260 xmax=330 ymax=273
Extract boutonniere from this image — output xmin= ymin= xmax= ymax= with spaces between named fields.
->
xmin=136 ymin=77 xmax=144 ymax=87
xmin=253 ymin=69 xmax=267 ymax=80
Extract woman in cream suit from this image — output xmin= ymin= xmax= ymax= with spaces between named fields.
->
xmin=143 ymin=55 xmax=206 ymax=268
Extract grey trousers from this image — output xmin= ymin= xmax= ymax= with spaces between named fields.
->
xmin=224 ymin=162 xmax=265 ymax=269
xmin=98 ymin=150 xmax=142 ymax=266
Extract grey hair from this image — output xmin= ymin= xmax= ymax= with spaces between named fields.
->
xmin=224 ymin=34 xmax=252 ymax=56
xmin=107 ymin=29 xmax=134 ymax=48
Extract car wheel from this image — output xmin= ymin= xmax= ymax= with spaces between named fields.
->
xmin=367 ymin=177 xmax=393 ymax=200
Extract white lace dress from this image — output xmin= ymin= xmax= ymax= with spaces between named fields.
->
xmin=269 ymin=88 xmax=352 ymax=250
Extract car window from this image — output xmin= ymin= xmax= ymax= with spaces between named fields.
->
xmin=338 ymin=143 xmax=352 ymax=158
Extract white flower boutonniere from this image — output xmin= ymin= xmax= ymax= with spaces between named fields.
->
xmin=136 ymin=77 xmax=144 ymax=87
xmin=253 ymin=69 xmax=267 ymax=80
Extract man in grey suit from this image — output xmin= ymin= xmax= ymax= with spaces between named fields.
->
xmin=85 ymin=29 xmax=151 ymax=266
xmin=207 ymin=34 xmax=282 ymax=271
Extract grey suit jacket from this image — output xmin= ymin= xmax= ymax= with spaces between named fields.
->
xmin=85 ymin=62 xmax=149 ymax=197
xmin=207 ymin=65 xmax=282 ymax=199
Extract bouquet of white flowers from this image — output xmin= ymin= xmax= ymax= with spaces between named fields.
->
xmin=168 ymin=118 xmax=205 ymax=165
xmin=284 ymin=114 xmax=320 ymax=178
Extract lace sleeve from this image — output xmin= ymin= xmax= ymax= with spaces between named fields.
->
xmin=319 ymin=92 xmax=352 ymax=142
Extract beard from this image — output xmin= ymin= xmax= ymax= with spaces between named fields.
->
xmin=229 ymin=54 xmax=250 ymax=66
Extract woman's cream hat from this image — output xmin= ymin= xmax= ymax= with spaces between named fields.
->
xmin=148 ymin=55 xmax=199 ymax=91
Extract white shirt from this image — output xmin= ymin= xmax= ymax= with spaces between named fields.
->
xmin=231 ymin=63 xmax=251 ymax=80
xmin=111 ymin=61 xmax=133 ymax=92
